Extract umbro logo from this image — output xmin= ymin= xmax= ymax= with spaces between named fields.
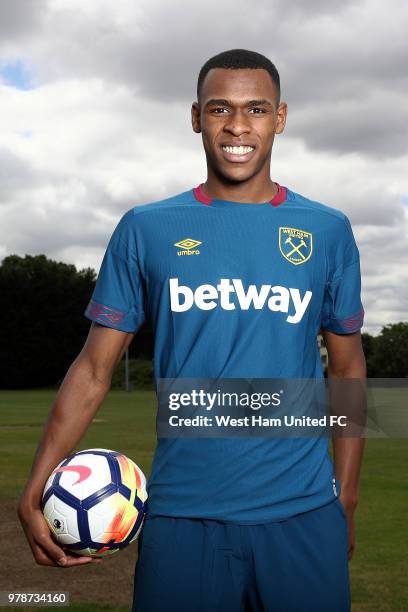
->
xmin=174 ymin=237 xmax=202 ymax=256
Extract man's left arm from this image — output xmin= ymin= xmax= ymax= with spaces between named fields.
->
xmin=322 ymin=329 xmax=366 ymax=560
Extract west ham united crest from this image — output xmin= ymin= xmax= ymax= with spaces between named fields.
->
xmin=279 ymin=227 xmax=313 ymax=265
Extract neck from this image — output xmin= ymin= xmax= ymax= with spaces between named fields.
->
xmin=202 ymin=169 xmax=277 ymax=204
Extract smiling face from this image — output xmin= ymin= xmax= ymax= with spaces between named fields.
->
xmin=192 ymin=68 xmax=287 ymax=185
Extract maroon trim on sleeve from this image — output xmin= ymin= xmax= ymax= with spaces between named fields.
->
xmin=86 ymin=300 xmax=126 ymax=326
xmin=338 ymin=307 xmax=365 ymax=332
xmin=193 ymin=182 xmax=287 ymax=207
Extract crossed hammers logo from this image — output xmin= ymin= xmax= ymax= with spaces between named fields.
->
xmin=285 ymin=236 xmax=307 ymax=260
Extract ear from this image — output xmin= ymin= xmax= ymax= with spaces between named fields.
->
xmin=191 ymin=102 xmax=201 ymax=134
xmin=275 ymin=102 xmax=288 ymax=135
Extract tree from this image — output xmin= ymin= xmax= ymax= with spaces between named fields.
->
xmin=362 ymin=331 xmax=378 ymax=377
xmin=368 ymin=323 xmax=408 ymax=378
xmin=0 ymin=255 xmax=96 ymax=388
xmin=361 ymin=332 xmax=375 ymax=364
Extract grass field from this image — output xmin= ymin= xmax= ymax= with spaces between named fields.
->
xmin=0 ymin=389 xmax=407 ymax=611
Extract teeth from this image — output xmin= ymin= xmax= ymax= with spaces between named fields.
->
xmin=222 ymin=145 xmax=254 ymax=155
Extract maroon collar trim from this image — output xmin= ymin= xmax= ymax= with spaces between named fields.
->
xmin=193 ymin=182 xmax=287 ymax=207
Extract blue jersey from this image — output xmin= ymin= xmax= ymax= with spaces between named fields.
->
xmin=85 ymin=183 xmax=364 ymax=523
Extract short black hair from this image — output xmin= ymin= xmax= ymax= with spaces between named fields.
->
xmin=197 ymin=49 xmax=280 ymax=104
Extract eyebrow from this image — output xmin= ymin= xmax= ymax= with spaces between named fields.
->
xmin=204 ymin=98 xmax=274 ymax=109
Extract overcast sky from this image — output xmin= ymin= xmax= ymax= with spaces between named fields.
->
xmin=1 ymin=0 xmax=407 ymax=335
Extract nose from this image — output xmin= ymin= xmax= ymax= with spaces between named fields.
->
xmin=223 ymin=108 xmax=251 ymax=136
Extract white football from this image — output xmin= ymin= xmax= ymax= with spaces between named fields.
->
xmin=42 ymin=448 xmax=147 ymax=556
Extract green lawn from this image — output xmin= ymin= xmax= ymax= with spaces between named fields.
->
xmin=0 ymin=389 xmax=157 ymax=499
xmin=0 ymin=389 xmax=407 ymax=611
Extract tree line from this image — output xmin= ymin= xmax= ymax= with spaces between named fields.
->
xmin=0 ymin=255 xmax=153 ymax=389
xmin=0 ymin=254 xmax=406 ymax=389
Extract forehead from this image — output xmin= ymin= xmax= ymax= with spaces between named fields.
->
xmin=200 ymin=68 xmax=278 ymax=104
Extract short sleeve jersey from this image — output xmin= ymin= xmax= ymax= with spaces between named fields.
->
xmin=85 ymin=184 xmax=364 ymax=523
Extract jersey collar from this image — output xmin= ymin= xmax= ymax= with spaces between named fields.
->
xmin=193 ymin=182 xmax=287 ymax=207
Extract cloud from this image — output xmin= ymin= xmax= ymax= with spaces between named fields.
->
xmin=287 ymin=90 xmax=408 ymax=158
xmin=1 ymin=0 xmax=406 ymax=160
xmin=0 ymin=0 xmax=407 ymax=335
xmin=0 ymin=147 xmax=40 ymax=198
xmin=0 ymin=0 xmax=47 ymax=40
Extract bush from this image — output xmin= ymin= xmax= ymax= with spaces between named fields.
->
xmin=111 ymin=358 xmax=154 ymax=390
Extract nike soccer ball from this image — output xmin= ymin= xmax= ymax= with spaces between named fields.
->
xmin=42 ymin=448 xmax=147 ymax=557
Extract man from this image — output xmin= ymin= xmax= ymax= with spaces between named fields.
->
xmin=18 ymin=49 xmax=366 ymax=611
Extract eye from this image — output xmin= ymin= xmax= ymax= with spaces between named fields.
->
xmin=210 ymin=107 xmax=228 ymax=114
xmin=249 ymin=107 xmax=266 ymax=114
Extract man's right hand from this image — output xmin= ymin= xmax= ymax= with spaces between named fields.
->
xmin=17 ymin=323 xmax=135 ymax=567
xmin=18 ymin=501 xmax=101 ymax=567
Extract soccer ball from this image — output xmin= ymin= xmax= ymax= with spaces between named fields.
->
xmin=42 ymin=448 xmax=147 ymax=557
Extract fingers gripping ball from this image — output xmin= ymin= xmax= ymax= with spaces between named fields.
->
xmin=42 ymin=449 xmax=147 ymax=557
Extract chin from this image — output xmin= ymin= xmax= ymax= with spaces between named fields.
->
xmin=217 ymin=167 xmax=257 ymax=184
xmin=206 ymin=151 xmax=255 ymax=183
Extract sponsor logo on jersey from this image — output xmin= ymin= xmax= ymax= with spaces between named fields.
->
xmin=174 ymin=237 xmax=202 ymax=256
xmin=53 ymin=465 xmax=92 ymax=485
xmin=169 ymin=278 xmax=312 ymax=324
xmin=279 ymin=227 xmax=313 ymax=265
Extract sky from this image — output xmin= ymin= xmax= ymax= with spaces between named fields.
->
xmin=0 ymin=0 xmax=407 ymax=335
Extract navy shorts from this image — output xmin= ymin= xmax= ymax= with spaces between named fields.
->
xmin=132 ymin=498 xmax=350 ymax=612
